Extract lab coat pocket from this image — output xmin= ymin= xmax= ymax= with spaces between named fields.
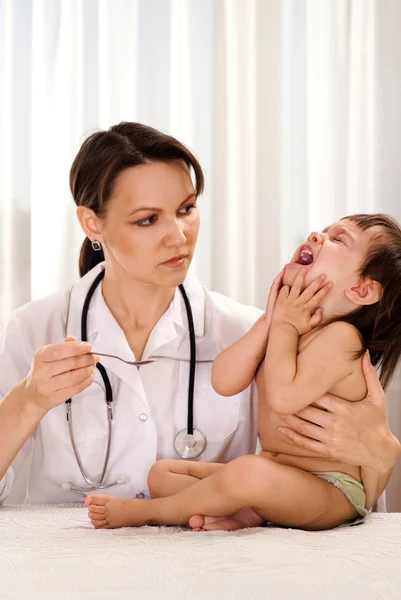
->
xmin=174 ymin=362 xmax=242 ymax=442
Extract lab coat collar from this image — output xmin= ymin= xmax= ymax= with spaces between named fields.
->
xmin=66 ymin=262 xmax=206 ymax=355
xmin=168 ymin=271 xmax=206 ymax=338
xmin=66 ymin=263 xmax=206 ymax=397
xmin=140 ymin=271 xmax=206 ymax=359
xmin=66 ymin=264 xmax=145 ymax=396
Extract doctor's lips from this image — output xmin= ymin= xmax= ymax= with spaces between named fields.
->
xmin=161 ymin=254 xmax=189 ymax=267
xmin=292 ymin=244 xmax=314 ymax=266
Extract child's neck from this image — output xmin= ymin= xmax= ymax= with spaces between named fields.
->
xmin=318 ymin=294 xmax=357 ymax=324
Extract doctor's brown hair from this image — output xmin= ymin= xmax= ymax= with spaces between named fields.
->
xmin=332 ymin=213 xmax=401 ymax=389
xmin=70 ymin=122 xmax=204 ymax=277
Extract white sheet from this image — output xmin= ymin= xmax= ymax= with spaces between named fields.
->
xmin=1 ymin=505 xmax=400 ymax=600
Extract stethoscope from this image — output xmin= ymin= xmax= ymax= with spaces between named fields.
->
xmin=63 ymin=269 xmax=206 ymax=492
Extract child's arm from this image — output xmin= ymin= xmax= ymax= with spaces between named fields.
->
xmin=212 ymin=314 xmax=270 ymax=396
xmin=264 ymin=270 xmax=361 ymax=415
xmin=212 ymin=271 xmax=283 ymax=396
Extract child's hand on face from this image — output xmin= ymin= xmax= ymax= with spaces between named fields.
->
xmin=271 ymin=269 xmax=331 ymax=335
xmin=265 ymin=270 xmax=285 ymax=328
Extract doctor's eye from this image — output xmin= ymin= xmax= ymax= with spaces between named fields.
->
xmin=135 ymin=215 xmax=158 ymax=227
xmin=178 ymin=204 xmax=196 ymax=215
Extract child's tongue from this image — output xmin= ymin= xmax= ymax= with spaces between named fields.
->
xmin=297 ymin=250 xmax=313 ymax=266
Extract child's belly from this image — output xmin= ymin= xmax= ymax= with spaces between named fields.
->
xmin=258 ymin=404 xmax=361 ymax=481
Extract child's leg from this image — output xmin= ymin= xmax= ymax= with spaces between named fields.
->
xmin=148 ymin=460 xmax=264 ymax=531
xmin=147 ymin=460 xmax=224 ymax=498
xmin=86 ymin=455 xmax=357 ymax=529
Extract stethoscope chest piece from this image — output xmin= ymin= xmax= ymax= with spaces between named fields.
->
xmin=174 ymin=428 xmax=206 ymax=459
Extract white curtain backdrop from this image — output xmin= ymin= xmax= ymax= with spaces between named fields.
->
xmin=1 ymin=0 xmax=400 ymax=509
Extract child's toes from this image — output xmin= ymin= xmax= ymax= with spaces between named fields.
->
xmin=91 ymin=518 xmax=109 ymax=529
xmin=86 ymin=494 xmax=109 ymax=507
xmin=88 ymin=505 xmax=107 ymax=515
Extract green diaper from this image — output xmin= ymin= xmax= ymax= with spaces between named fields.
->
xmin=312 ymin=471 xmax=368 ymax=522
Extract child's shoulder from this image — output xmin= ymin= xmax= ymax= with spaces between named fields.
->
xmin=316 ymin=320 xmax=364 ymax=350
xmin=300 ymin=320 xmax=363 ymax=354
xmin=322 ymin=320 xmax=363 ymax=340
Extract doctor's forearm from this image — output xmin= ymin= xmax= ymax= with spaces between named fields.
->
xmin=0 ymin=380 xmax=47 ymax=479
xmin=361 ymin=433 xmax=401 ymax=509
xmin=362 ymin=468 xmax=392 ymax=510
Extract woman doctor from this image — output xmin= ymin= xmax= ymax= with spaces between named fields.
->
xmin=0 ymin=122 xmax=399 ymax=517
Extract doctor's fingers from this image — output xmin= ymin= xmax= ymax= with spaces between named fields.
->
xmin=279 ymin=414 xmax=330 ymax=443
xmin=37 ymin=340 xmax=93 ymax=363
xmin=293 ymin=405 xmax=332 ymax=428
xmin=28 ymin=368 xmax=95 ymax=409
xmin=43 ymin=353 xmax=99 ymax=378
xmin=278 ymin=425 xmax=328 ymax=456
xmin=51 ymin=365 xmax=97 ymax=393
xmin=52 ymin=371 xmax=96 ymax=405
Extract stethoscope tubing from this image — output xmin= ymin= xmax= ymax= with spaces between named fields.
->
xmin=64 ymin=270 xmax=203 ymax=492
xmin=176 ymin=283 xmax=196 ymax=435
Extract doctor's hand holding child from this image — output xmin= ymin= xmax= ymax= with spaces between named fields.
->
xmin=86 ymin=214 xmax=401 ymax=531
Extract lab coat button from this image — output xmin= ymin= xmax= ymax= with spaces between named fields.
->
xmin=139 ymin=413 xmax=148 ymax=422
xmin=136 ymin=492 xmax=145 ymax=499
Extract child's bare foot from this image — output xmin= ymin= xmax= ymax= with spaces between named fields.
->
xmin=189 ymin=507 xmax=265 ymax=531
xmin=85 ymin=494 xmax=149 ymax=529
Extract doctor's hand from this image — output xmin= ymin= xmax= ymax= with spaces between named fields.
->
xmin=23 ymin=336 xmax=100 ymax=412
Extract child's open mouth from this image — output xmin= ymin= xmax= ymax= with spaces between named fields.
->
xmin=293 ymin=244 xmax=314 ymax=266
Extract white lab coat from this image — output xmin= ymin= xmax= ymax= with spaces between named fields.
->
xmin=0 ymin=264 xmax=262 ymax=504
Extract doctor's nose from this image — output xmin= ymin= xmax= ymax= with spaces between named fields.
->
xmin=163 ymin=221 xmax=187 ymax=247
xmin=307 ymin=231 xmax=323 ymax=245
